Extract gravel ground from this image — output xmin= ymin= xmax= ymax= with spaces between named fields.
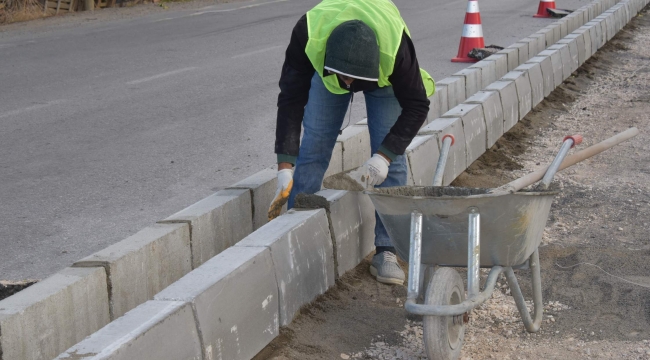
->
xmin=257 ymin=6 xmax=650 ymax=360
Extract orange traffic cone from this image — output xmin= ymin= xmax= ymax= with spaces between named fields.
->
xmin=452 ymin=0 xmax=485 ymax=63
xmin=533 ymin=0 xmax=556 ymax=17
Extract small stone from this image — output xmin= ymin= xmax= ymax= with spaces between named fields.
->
xmin=590 ymin=331 xmax=595 ymax=336
xmin=618 ymin=227 xmax=624 ymax=231
xmin=551 ymin=318 xmax=556 ymax=322
xmin=637 ymin=348 xmax=644 ymax=354
xmin=340 ymin=354 xmax=350 ymax=359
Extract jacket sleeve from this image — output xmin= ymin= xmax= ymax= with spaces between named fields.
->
xmin=381 ymin=32 xmax=430 ymax=159
xmin=274 ymin=15 xmax=314 ymax=165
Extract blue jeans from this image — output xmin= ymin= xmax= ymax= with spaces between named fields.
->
xmin=287 ymin=73 xmax=408 ymax=247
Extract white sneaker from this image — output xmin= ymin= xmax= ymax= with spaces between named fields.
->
xmin=369 ymin=251 xmax=405 ymax=285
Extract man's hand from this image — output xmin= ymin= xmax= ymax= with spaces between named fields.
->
xmin=268 ymin=168 xmax=293 ymax=221
xmin=362 ymin=153 xmax=390 ymax=187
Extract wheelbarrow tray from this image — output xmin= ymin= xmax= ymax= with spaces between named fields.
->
xmin=366 ymin=186 xmax=557 ymax=267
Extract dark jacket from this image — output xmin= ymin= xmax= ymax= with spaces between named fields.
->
xmin=275 ymin=15 xmax=430 ymax=164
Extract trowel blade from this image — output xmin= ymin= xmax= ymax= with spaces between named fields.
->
xmin=322 ymin=168 xmax=368 ymax=191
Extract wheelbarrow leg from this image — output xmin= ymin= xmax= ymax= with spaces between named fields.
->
xmin=407 ymin=211 xmax=423 ymax=302
xmin=504 ymin=249 xmax=544 ymax=333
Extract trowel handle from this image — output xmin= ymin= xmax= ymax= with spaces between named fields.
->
xmin=496 ymin=127 xmax=639 ymax=193
xmin=432 ymin=134 xmax=455 ymax=186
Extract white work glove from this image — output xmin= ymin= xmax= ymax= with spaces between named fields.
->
xmin=268 ymin=168 xmax=293 ymax=221
xmin=362 ymin=153 xmax=390 ymax=187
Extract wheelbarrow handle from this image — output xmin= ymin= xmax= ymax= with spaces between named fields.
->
xmin=432 ymin=134 xmax=455 ymax=186
xmin=538 ymin=134 xmax=583 ymax=190
xmin=495 ymin=127 xmax=639 ymax=194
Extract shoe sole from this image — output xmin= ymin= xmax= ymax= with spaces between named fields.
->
xmin=369 ymin=265 xmax=405 ymax=285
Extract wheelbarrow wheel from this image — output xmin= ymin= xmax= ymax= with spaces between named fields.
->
xmin=423 ymin=267 xmax=466 ymax=360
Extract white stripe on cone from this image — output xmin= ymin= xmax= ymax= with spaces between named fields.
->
xmin=466 ymin=1 xmax=480 ymax=13
xmin=540 ymin=0 xmax=555 ymax=2
xmin=461 ymin=24 xmax=484 ymax=37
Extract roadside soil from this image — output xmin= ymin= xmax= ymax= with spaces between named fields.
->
xmin=255 ymin=7 xmax=650 ymax=360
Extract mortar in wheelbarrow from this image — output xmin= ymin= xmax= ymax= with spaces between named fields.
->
xmin=365 ymin=186 xmax=556 ymax=267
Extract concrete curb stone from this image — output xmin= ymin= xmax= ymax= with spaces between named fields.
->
xmin=55 ymin=301 xmax=202 ymax=360
xmin=158 ymin=189 xmax=252 ymax=269
xmin=338 ymin=125 xmax=371 ymax=172
xmin=436 ymin=76 xmax=466 ymax=109
xmin=517 ymin=38 xmax=535 ymax=60
xmin=514 ymin=63 xmax=544 ymax=108
xmin=547 ymin=43 xmax=573 ymax=80
xmin=314 ymin=190 xmax=375 ymax=276
xmin=573 ymin=29 xmax=592 ymax=64
xmin=605 ymin=13 xmax=616 ymax=40
xmin=418 ymin=118 xmax=467 ymax=185
xmin=526 ymin=56 xmax=554 ymax=98
xmin=465 ymin=90 xmax=504 ymax=148
xmin=535 ymin=27 xmax=553 ymax=49
xmin=496 ymin=47 xmax=519 ymax=72
xmin=588 ymin=19 xmax=604 ymax=49
xmin=501 ymin=71 xmax=533 ymax=120
xmin=155 ymin=246 xmax=279 ymax=360
xmin=73 ymin=223 xmax=191 ymax=320
xmin=550 ymin=23 xmax=562 ymax=44
xmin=324 ymin=141 xmax=343 ymax=178
xmin=405 ymin=135 xmax=440 ymax=186
xmin=484 ymin=80 xmax=518 ymax=133
xmin=227 ymin=168 xmax=280 ymax=231
xmin=530 ymin=33 xmax=547 ymax=55
xmin=598 ymin=16 xmax=608 ymax=47
xmin=452 ymin=68 xmax=481 ymax=99
xmin=507 ymin=42 xmax=529 ymax=65
xmin=236 ymin=209 xmax=335 ymax=327
xmin=566 ymin=33 xmax=587 ymax=66
xmin=428 ymin=83 xmax=448 ymax=120
xmin=537 ymin=49 xmax=564 ymax=88
xmin=556 ymin=38 xmax=580 ymax=73
xmin=469 ymin=60 xmax=497 ymax=91
xmin=558 ymin=19 xmax=569 ymax=38
xmin=0 ymin=267 xmax=110 ymax=360
xmin=484 ymin=53 xmax=508 ymax=80
xmin=442 ymin=103 xmax=486 ymax=166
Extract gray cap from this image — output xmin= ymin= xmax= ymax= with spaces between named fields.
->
xmin=324 ymin=20 xmax=380 ymax=81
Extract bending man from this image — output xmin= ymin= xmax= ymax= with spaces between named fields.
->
xmin=269 ymin=0 xmax=434 ymax=285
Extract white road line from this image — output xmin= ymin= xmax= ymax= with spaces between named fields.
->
xmin=0 ymin=100 xmax=68 ymax=119
xmin=126 ymin=67 xmax=198 ymax=85
xmin=231 ymin=45 xmax=283 ymax=59
xmin=190 ymin=0 xmax=289 ymax=16
xmin=151 ymin=17 xmax=175 ymax=23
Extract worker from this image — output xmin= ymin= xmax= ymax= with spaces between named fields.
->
xmin=268 ymin=0 xmax=434 ymax=285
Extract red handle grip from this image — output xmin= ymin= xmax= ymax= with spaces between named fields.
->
xmin=563 ymin=135 xmax=583 ymax=148
xmin=442 ymin=134 xmax=455 ymax=146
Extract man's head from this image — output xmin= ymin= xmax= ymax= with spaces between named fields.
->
xmin=324 ymin=20 xmax=380 ymax=84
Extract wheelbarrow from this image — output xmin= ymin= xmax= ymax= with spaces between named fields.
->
xmin=364 ymin=128 xmax=639 ymax=360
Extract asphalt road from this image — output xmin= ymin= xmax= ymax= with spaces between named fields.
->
xmin=0 ymin=0 xmax=588 ymax=280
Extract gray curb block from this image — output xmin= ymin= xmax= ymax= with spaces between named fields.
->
xmin=2 ymin=0 xmax=646 ymax=358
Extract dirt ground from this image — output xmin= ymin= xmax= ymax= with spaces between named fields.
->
xmin=255 ymin=7 xmax=650 ymax=360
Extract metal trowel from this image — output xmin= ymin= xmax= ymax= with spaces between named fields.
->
xmin=322 ymin=167 xmax=370 ymax=191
